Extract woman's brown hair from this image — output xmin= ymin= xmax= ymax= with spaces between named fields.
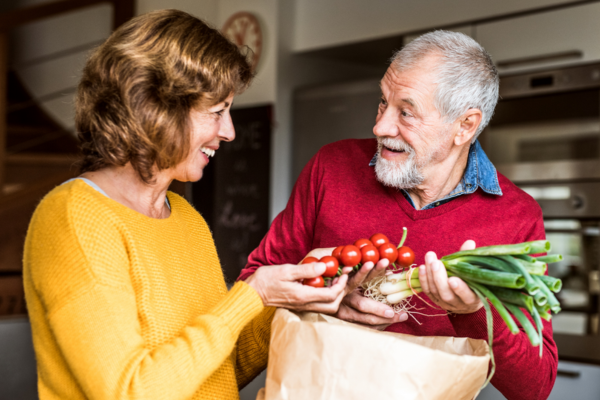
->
xmin=75 ymin=9 xmax=253 ymax=183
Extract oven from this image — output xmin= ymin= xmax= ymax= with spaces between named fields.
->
xmin=480 ymin=62 xmax=600 ymax=361
xmin=476 ymin=62 xmax=600 ymax=400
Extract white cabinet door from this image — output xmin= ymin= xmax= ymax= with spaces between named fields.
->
xmin=476 ymin=3 xmax=600 ymax=74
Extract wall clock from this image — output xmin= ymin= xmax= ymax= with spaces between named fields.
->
xmin=222 ymin=12 xmax=262 ymax=72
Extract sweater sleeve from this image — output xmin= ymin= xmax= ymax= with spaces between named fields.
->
xmin=28 ymin=192 xmax=266 ymax=400
xmin=448 ymin=215 xmax=558 ymax=400
xmin=234 ymin=307 xmax=276 ymax=388
xmin=238 ymin=152 xmax=322 ymax=280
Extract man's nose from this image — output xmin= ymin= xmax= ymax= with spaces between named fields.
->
xmin=219 ymin=112 xmax=236 ymax=142
xmin=373 ymin=110 xmax=400 ymax=138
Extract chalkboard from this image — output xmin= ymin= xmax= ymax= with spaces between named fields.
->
xmin=192 ymin=105 xmax=272 ymax=282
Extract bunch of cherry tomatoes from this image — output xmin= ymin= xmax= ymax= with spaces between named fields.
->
xmin=301 ymin=231 xmax=415 ymax=288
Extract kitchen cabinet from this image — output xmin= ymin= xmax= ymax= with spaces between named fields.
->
xmin=476 ymin=2 xmax=600 ymax=74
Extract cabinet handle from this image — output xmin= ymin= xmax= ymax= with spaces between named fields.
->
xmin=497 ymin=50 xmax=583 ymax=69
xmin=556 ymin=369 xmax=581 ymax=378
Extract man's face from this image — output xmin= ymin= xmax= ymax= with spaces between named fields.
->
xmin=373 ymin=60 xmax=453 ymax=189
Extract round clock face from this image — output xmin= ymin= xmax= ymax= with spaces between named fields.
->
xmin=222 ymin=12 xmax=262 ymax=72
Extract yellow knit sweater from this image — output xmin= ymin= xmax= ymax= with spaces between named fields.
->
xmin=23 ymin=179 xmax=275 ymax=400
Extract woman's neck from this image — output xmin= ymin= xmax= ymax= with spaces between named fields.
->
xmin=80 ymin=164 xmax=172 ymax=219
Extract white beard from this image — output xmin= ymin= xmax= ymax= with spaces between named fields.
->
xmin=374 ymin=137 xmax=427 ymax=189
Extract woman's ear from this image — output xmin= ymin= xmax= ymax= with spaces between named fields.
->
xmin=454 ymin=109 xmax=483 ymax=146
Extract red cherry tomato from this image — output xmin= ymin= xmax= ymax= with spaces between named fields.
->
xmin=332 ymin=246 xmax=344 ymax=262
xmin=340 ymin=245 xmax=361 ymax=266
xmin=378 ymin=242 xmax=398 ymax=263
xmin=397 ymin=246 xmax=415 ymax=268
xmin=320 ymin=256 xmax=339 ymax=278
xmin=301 ymin=256 xmax=319 ymax=264
xmin=361 ymin=245 xmax=380 ymax=264
xmin=354 ymin=238 xmax=373 ymax=249
xmin=370 ymin=233 xmax=390 ymax=248
xmin=303 ymin=276 xmax=325 ymax=288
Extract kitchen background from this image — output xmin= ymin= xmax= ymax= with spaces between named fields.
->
xmin=1 ymin=0 xmax=600 ymax=399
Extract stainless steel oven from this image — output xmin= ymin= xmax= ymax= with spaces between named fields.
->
xmin=481 ymin=62 xmax=600 ymax=365
xmin=476 ymin=62 xmax=600 ymax=400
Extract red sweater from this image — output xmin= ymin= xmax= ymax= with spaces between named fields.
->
xmin=240 ymin=139 xmax=558 ymax=400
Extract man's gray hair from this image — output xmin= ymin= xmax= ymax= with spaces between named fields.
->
xmin=391 ymin=30 xmax=499 ymax=140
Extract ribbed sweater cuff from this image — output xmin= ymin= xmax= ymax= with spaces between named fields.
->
xmin=209 ymin=282 xmax=265 ymax=338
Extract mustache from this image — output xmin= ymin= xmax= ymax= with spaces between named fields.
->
xmin=377 ymin=137 xmax=415 ymax=154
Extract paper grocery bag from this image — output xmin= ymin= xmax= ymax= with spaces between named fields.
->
xmin=261 ymin=308 xmax=490 ymax=400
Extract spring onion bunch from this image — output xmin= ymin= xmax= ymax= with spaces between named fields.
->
xmin=362 ymin=240 xmax=563 ymax=387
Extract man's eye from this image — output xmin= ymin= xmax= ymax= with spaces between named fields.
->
xmin=215 ymin=110 xmax=224 ymax=117
xmin=379 ymin=98 xmax=387 ymax=106
xmin=401 ymin=110 xmax=411 ymax=117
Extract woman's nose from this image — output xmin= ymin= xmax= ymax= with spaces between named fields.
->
xmin=219 ymin=112 xmax=236 ymax=142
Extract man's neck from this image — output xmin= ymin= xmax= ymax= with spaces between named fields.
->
xmin=406 ymin=145 xmax=470 ymax=210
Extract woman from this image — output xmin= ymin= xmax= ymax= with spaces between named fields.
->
xmin=22 ymin=10 xmax=361 ymax=399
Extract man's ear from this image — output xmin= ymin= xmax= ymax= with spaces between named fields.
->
xmin=454 ymin=109 xmax=482 ymax=146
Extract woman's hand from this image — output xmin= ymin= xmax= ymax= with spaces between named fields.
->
xmin=418 ymin=240 xmax=483 ymax=314
xmin=245 ymin=262 xmax=349 ymax=314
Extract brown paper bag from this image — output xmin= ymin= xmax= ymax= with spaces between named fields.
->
xmin=261 ymin=308 xmax=490 ymax=400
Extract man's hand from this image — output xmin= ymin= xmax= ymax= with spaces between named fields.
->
xmin=418 ymin=240 xmax=483 ymax=314
xmin=335 ymin=290 xmax=408 ymax=330
xmin=334 ymin=257 xmax=409 ymax=330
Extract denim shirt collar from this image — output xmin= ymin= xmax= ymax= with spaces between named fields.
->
xmin=369 ymin=140 xmax=502 ymax=210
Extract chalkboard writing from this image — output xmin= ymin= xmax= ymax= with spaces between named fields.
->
xmin=193 ymin=105 xmax=272 ymax=282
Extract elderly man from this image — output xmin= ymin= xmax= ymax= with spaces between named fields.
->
xmin=239 ymin=31 xmax=557 ymax=399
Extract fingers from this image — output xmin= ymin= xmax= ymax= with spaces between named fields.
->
xmin=448 ymin=277 xmax=479 ymax=305
xmin=460 ymin=240 xmax=476 ymax=251
xmin=335 ymin=299 xmax=407 ymax=327
xmin=290 ymin=273 xmax=349 ymax=307
xmin=421 ymin=251 xmax=453 ymax=305
xmin=346 ymin=261 xmax=375 ymax=291
xmin=423 ymin=252 xmax=441 ymax=301
xmin=344 ymin=291 xmax=404 ymax=321
xmin=341 ymin=266 xmax=354 ymax=275
xmin=286 ymin=262 xmax=326 ymax=281
xmin=347 ymin=258 xmax=389 ymax=292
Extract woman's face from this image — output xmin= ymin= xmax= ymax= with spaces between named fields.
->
xmin=172 ymin=94 xmax=235 ymax=182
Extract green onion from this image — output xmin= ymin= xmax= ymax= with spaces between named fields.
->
xmin=514 ymin=254 xmax=537 ymax=263
xmin=442 ymin=243 xmax=532 ymax=260
xmin=530 ymin=306 xmax=544 ymax=358
xmin=535 ymin=303 xmax=552 ymax=321
xmin=533 ymin=291 xmax=548 ymax=306
xmin=535 ymin=254 xmax=563 ymax=264
xmin=469 ymin=285 xmax=495 ymax=389
xmin=464 ymin=279 xmax=520 ymax=335
xmin=513 ymin=257 xmax=547 ymax=276
xmin=447 ymin=262 xmax=526 ymax=289
xmin=496 ymin=256 xmax=540 ymax=295
xmin=445 ymin=256 xmax=514 ymax=273
xmin=488 ymin=287 xmax=534 ymax=313
xmin=533 ymin=275 xmax=561 ymax=313
xmin=524 ymin=240 xmax=551 ymax=254
xmin=537 ymin=275 xmax=562 ymax=293
xmin=505 ymin=303 xmax=540 ymax=347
